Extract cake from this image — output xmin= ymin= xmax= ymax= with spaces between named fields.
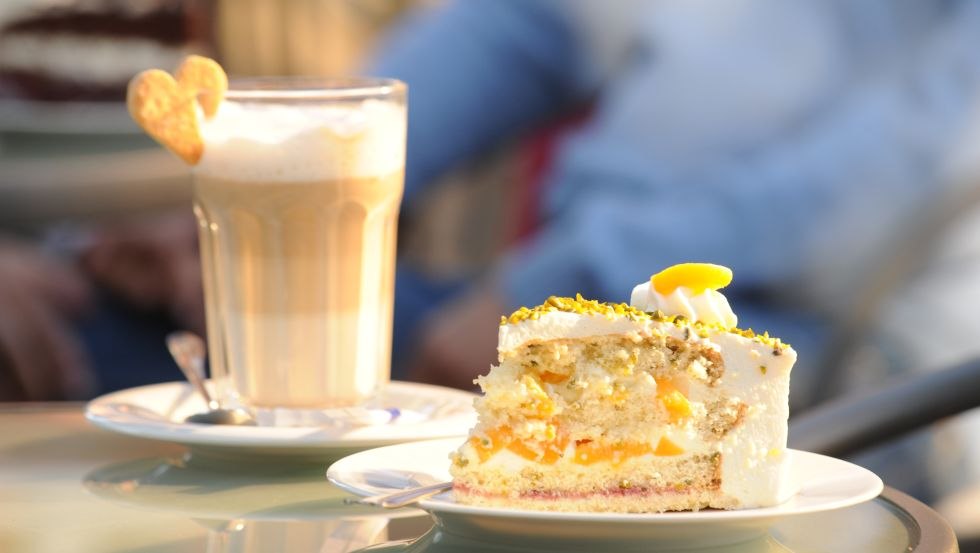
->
xmin=0 ymin=0 xmax=214 ymax=102
xmin=449 ymin=263 xmax=796 ymax=512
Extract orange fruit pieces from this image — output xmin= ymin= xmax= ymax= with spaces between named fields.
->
xmin=573 ymin=439 xmax=606 ymax=465
xmin=470 ymin=425 xmax=569 ymax=465
xmin=654 ymin=436 xmax=685 ymax=456
xmin=538 ymin=370 xmax=569 ymax=384
xmin=660 ymin=390 xmax=693 ymax=422
xmin=470 ymin=427 xmax=511 ymax=463
xmin=656 ymin=377 xmax=692 ymax=423
xmin=519 ymin=374 xmax=556 ymax=417
xmin=650 ymin=263 xmax=733 ymax=295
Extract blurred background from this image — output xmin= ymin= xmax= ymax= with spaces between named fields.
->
xmin=0 ymin=0 xmax=422 ymax=226
xmin=1 ymin=0 xmax=980 ymax=547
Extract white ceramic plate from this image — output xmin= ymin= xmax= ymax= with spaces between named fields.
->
xmin=327 ymin=438 xmax=884 ymax=548
xmin=86 ymin=381 xmax=476 ymax=458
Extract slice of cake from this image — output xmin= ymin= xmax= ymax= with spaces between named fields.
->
xmin=0 ymin=0 xmax=215 ymax=103
xmin=450 ymin=263 xmax=796 ymax=512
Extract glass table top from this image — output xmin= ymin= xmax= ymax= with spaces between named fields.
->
xmin=0 ymin=403 xmax=957 ymax=553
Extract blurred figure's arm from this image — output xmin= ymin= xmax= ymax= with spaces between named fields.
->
xmin=500 ymin=3 xmax=980 ymax=310
xmin=409 ymin=1 xmax=980 ymax=389
xmin=368 ymin=0 xmax=595 ymax=198
xmin=0 ymin=239 xmax=93 ymax=400
xmin=83 ymin=211 xmax=204 ymax=335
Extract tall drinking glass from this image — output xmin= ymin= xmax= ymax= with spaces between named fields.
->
xmin=191 ymin=79 xmax=406 ymax=425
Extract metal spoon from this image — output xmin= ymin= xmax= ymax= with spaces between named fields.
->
xmin=349 ymin=481 xmax=453 ymax=509
xmin=166 ymin=331 xmax=256 ymax=426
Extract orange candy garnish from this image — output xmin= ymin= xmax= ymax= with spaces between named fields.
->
xmin=650 ymin=263 xmax=733 ymax=295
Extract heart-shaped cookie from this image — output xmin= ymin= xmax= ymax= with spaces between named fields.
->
xmin=126 ymin=55 xmax=228 ymax=165
xmin=175 ymin=55 xmax=228 ymax=118
xmin=127 ymin=69 xmax=202 ymax=164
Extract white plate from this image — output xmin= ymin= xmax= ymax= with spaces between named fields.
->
xmin=327 ymin=438 xmax=884 ymax=548
xmin=86 ymin=381 xmax=476 ymax=459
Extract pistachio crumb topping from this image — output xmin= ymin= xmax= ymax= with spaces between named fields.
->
xmin=502 ymin=294 xmax=650 ymax=325
xmin=501 ymin=294 xmax=792 ymax=350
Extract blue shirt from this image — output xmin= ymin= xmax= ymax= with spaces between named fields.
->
xmin=370 ymin=0 xmax=980 ymax=388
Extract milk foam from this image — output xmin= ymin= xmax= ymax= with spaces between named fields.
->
xmin=194 ymin=98 xmax=406 ymax=181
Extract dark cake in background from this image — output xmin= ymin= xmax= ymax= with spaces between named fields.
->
xmin=0 ymin=0 xmax=215 ymax=103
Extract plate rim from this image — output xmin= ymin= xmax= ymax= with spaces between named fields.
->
xmin=85 ymin=381 xmax=476 ymax=450
xmin=326 ymin=437 xmax=884 ymax=524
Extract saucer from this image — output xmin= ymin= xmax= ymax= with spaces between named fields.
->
xmin=86 ymin=382 xmax=476 ymax=459
xmin=327 ymin=438 xmax=884 ymax=549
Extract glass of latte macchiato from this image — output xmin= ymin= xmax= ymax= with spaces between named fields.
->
xmin=191 ymin=79 xmax=406 ymax=425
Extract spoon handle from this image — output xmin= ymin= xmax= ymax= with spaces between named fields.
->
xmin=166 ymin=331 xmax=219 ymax=411
xmin=356 ymin=481 xmax=453 ymax=509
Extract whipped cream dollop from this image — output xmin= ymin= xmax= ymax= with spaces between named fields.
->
xmin=630 ymin=281 xmax=738 ymax=328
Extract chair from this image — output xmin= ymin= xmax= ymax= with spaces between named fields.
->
xmin=789 ymin=356 xmax=980 ymax=551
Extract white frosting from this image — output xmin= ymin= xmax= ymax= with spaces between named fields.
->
xmin=630 ymin=281 xmax=737 ymax=328
xmin=194 ymin=98 xmax=406 ymax=182
xmin=710 ymin=332 xmax=796 ymax=506
xmin=498 ymin=311 xmax=646 ymax=353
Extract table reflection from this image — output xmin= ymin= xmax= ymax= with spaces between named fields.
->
xmin=200 ymin=518 xmax=388 ymax=553
xmin=0 ymin=407 xmax=941 ymax=552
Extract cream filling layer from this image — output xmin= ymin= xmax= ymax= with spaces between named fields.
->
xmin=459 ymin=425 xmax=711 ymax=473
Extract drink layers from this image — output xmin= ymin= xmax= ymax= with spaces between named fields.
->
xmin=194 ymin=96 xmax=406 ymax=408
xmin=127 ymin=58 xmax=407 ymax=408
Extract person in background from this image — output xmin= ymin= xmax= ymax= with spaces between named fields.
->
xmin=363 ymin=0 xmax=980 ymax=508
xmin=366 ymin=0 xmax=980 ymax=405
xmin=73 ymin=0 xmax=980 ymax=408
xmin=0 ymin=237 xmax=92 ymax=401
